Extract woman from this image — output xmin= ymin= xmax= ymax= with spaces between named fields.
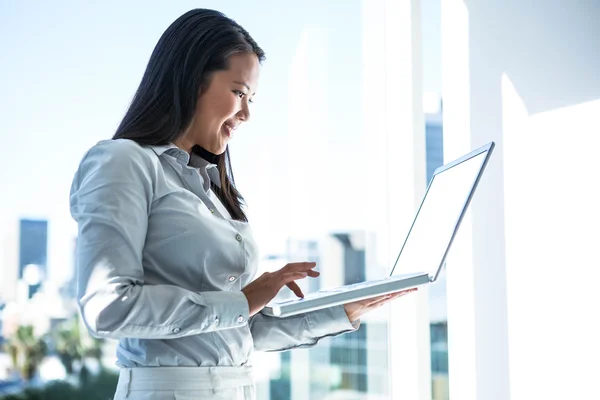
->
xmin=70 ymin=8 xmax=415 ymax=400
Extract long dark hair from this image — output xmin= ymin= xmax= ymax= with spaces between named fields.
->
xmin=113 ymin=9 xmax=265 ymax=222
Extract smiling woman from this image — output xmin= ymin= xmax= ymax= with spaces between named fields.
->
xmin=174 ymin=53 xmax=260 ymax=155
xmin=112 ymin=9 xmax=264 ymax=223
xmin=68 ymin=8 xmax=413 ymax=400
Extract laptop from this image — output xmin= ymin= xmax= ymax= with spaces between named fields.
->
xmin=261 ymin=142 xmax=495 ymax=318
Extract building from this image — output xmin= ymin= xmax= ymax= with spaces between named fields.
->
xmin=266 ymin=232 xmax=388 ymax=400
xmin=425 ymin=106 xmax=444 ymax=185
xmin=0 ymin=218 xmax=49 ymax=304
xmin=18 ymin=219 xmax=48 ymax=299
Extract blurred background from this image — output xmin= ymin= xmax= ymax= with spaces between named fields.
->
xmin=0 ymin=1 xmax=598 ymax=399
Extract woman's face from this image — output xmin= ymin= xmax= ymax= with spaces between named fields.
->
xmin=183 ymin=52 xmax=260 ymax=155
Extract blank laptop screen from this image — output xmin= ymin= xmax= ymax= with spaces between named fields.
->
xmin=391 ymin=151 xmax=488 ymax=278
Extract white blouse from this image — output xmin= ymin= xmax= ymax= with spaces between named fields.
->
xmin=70 ymin=139 xmax=357 ymax=367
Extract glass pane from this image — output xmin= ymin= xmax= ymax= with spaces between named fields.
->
xmin=235 ymin=2 xmax=393 ymax=398
xmin=0 ymin=1 xmax=415 ymax=399
xmin=422 ymin=0 xmax=449 ymax=398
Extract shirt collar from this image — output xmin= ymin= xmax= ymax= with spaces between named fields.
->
xmin=149 ymin=143 xmax=222 ymax=189
xmin=149 ymin=143 xmax=179 ymax=156
xmin=189 ymin=151 xmax=221 ymax=189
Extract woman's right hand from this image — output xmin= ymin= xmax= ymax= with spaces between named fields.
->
xmin=241 ymin=262 xmax=320 ymax=317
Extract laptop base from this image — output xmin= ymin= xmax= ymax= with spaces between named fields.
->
xmin=261 ymin=272 xmax=430 ymax=318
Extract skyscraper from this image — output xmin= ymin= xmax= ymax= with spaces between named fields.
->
xmin=1 ymin=218 xmax=48 ymax=304
xmin=327 ymin=233 xmax=368 ymax=393
xmin=18 ymin=219 xmax=48 ymax=299
xmin=425 ymin=109 xmax=444 ymax=185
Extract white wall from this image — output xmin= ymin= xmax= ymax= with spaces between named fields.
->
xmin=442 ymin=1 xmax=600 ymax=399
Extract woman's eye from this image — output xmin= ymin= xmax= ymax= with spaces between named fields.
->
xmin=234 ymin=90 xmax=245 ymax=98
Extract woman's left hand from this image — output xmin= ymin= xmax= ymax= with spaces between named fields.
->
xmin=343 ymin=288 xmax=418 ymax=323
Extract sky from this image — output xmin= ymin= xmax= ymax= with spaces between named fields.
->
xmin=0 ymin=0 xmax=444 ymax=317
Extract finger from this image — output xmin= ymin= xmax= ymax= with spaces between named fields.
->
xmin=370 ymin=288 xmax=418 ymax=306
xmin=393 ymin=288 xmax=418 ymax=297
xmin=306 ymin=270 xmax=320 ymax=278
xmin=284 ymin=262 xmax=317 ymax=272
xmin=366 ymin=294 xmax=392 ymax=306
xmin=380 ymin=288 xmax=418 ymax=301
xmin=369 ymin=290 xmax=408 ymax=306
xmin=354 ymin=294 xmax=390 ymax=308
xmin=286 ymin=281 xmax=305 ymax=298
xmin=401 ymin=288 xmax=419 ymax=294
xmin=366 ymin=297 xmax=394 ymax=310
xmin=386 ymin=292 xmax=410 ymax=300
xmin=280 ymin=272 xmax=308 ymax=285
xmin=349 ymin=294 xmax=386 ymax=307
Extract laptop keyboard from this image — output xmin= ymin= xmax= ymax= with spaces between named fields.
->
xmin=271 ymin=273 xmax=424 ymax=306
xmin=299 ymin=277 xmax=390 ymax=300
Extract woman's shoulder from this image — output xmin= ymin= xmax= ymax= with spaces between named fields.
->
xmin=71 ymin=139 xmax=159 ymax=205
xmin=76 ymin=138 xmax=159 ymax=179
xmin=89 ymin=138 xmax=150 ymax=156
xmin=82 ymin=138 xmax=157 ymax=165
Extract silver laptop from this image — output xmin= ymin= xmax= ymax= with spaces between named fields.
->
xmin=262 ymin=142 xmax=495 ymax=318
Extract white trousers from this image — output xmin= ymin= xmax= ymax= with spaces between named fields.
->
xmin=113 ymin=366 xmax=255 ymax=400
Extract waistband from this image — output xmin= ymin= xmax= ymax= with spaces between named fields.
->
xmin=116 ymin=366 xmax=254 ymax=392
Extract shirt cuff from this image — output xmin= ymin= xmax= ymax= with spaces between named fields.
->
xmin=306 ymin=304 xmax=360 ymax=338
xmin=201 ymin=291 xmax=250 ymax=329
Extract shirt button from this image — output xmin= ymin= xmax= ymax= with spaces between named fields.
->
xmin=235 ymin=234 xmax=242 ymax=242
xmin=237 ymin=316 xmax=245 ymax=323
xmin=214 ymin=317 xmax=219 ymax=325
xmin=228 ymin=276 xmax=236 ymax=282
xmin=172 ymin=327 xmax=181 ymax=334
xmin=210 ymin=209 xmax=215 ymax=213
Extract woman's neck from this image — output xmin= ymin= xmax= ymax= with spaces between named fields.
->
xmin=173 ymin=136 xmax=219 ymax=164
xmin=192 ymin=145 xmax=219 ymax=164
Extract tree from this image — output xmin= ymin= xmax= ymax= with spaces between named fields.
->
xmin=3 ymin=325 xmax=48 ymax=381
xmin=53 ymin=313 xmax=105 ymax=382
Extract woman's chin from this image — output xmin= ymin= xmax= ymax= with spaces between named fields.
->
xmin=215 ymin=144 xmax=228 ymax=155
